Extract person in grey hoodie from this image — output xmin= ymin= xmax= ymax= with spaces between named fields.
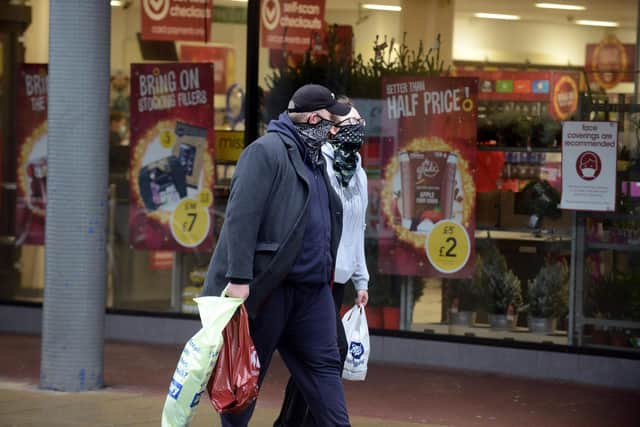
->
xmin=203 ymin=84 xmax=351 ymax=427
xmin=275 ymin=100 xmax=369 ymax=427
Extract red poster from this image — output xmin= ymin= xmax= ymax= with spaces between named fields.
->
xmin=585 ymin=36 xmax=636 ymax=89
xmin=15 ymin=64 xmax=48 ymax=246
xmin=261 ymin=0 xmax=325 ymax=53
xmin=379 ymin=77 xmax=478 ymax=278
xmin=129 ymin=63 xmax=215 ymax=251
xmin=141 ymin=0 xmax=212 ymax=42
xmin=180 ymin=45 xmax=234 ymax=95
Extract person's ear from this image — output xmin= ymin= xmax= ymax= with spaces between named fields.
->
xmin=307 ymin=112 xmax=321 ymax=125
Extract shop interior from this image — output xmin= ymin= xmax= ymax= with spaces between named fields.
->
xmin=1 ymin=0 xmax=638 ymax=352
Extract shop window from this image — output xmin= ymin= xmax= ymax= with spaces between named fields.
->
xmin=2 ymin=0 xmax=638 ymax=353
xmin=105 ymin=1 xmax=248 ymax=313
xmin=2 ymin=0 xmax=249 ymax=314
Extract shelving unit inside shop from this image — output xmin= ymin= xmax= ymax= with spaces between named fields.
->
xmin=570 ymin=93 xmax=640 ymax=351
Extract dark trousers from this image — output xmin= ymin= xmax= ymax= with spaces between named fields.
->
xmin=274 ymin=282 xmax=349 ymax=427
xmin=220 ymin=282 xmax=350 ymax=427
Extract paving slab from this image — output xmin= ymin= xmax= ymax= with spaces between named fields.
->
xmin=0 ymin=381 xmax=431 ymax=427
xmin=1 ymin=333 xmax=638 ymax=426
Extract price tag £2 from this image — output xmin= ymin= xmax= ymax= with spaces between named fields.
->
xmin=170 ymin=198 xmax=210 ymax=248
xmin=425 ymin=220 xmax=471 ymax=274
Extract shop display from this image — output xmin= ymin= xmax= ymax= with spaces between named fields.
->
xmin=475 ymin=242 xmax=523 ymax=331
xmin=527 ymin=260 xmax=569 ymax=334
xmin=455 ymin=67 xmax=580 ymax=122
xmin=4 ymin=0 xmax=638 ymax=362
xmin=129 ymin=63 xmax=215 ymax=251
xmin=15 ymin=63 xmax=48 ymax=245
xmin=445 ymin=277 xmax=482 ymax=327
xmin=379 ymin=76 xmax=477 ymax=278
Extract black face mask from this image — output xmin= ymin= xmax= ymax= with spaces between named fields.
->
xmin=332 ymin=123 xmax=365 ymax=187
xmin=333 ymin=123 xmax=365 ymax=153
xmin=295 ymin=118 xmax=334 ymax=167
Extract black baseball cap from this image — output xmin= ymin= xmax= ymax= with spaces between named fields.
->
xmin=287 ymin=84 xmax=351 ymax=116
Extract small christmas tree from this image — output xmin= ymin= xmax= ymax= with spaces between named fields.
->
xmin=528 ymin=261 xmax=569 ymax=319
xmin=477 ymin=240 xmax=523 ymax=315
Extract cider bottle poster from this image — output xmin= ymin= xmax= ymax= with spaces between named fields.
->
xmin=379 ymin=77 xmax=478 ymax=278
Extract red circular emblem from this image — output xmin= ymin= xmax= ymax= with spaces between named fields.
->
xmin=576 ymin=151 xmax=602 ymax=181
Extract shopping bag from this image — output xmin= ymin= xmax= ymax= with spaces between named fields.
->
xmin=161 ymin=296 xmax=244 ymax=427
xmin=207 ymin=304 xmax=260 ymax=413
xmin=341 ymin=304 xmax=370 ymax=381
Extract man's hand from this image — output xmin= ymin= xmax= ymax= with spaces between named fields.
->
xmin=356 ymin=290 xmax=368 ymax=307
xmin=224 ymin=283 xmax=250 ymax=300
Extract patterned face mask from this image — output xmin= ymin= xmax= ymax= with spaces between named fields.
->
xmin=332 ymin=123 xmax=365 ymax=187
xmin=295 ymin=118 xmax=334 ymax=167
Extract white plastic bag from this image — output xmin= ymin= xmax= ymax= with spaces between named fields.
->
xmin=161 ymin=296 xmax=244 ymax=427
xmin=341 ymin=304 xmax=369 ymax=381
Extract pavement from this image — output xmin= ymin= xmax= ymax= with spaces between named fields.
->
xmin=1 ymin=333 xmax=639 ymax=426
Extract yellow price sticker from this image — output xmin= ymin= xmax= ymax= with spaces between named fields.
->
xmin=170 ymin=198 xmax=210 ymax=248
xmin=426 ymin=220 xmax=471 ymax=274
xmin=198 ymin=189 xmax=213 ymax=207
xmin=160 ymin=130 xmax=175 ymax=149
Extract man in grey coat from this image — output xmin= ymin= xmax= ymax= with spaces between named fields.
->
xmin=203 ymin=84 xmax=351 ymax=427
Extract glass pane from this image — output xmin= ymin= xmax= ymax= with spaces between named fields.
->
xmin=107 ymin=1 xmax=248 ymax=313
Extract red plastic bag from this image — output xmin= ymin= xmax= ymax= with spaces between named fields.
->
xmin=207 ymin=304 xmax=260 ymax=414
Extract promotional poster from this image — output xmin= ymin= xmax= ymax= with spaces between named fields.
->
xmin=16 ymin=64 xmax=48 ymax=246
xmin=560 ymin=121 xmax=618 ymax=212
xmin=129 ymin=63 xmax=215 ymax=251
xmin=585 ymin=35 xmax=635 ymax=90
xmin=379 ymin=77 xmax=478 ymax=278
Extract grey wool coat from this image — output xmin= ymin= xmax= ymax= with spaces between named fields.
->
xmin=202 ymin=131 xmax=343 ymax=318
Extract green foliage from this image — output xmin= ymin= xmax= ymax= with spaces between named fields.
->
xmin=264 ymin=28 xmax=448 ymax=120
xmin=445 ymin=275 xmax=483 ymax=312
xmin=478 ymin=112 xmax=562 ymax=148
xmin=529 ymin=114 xmax=561 ymax=148
xmin=585 ymin=271 xmax=639 ymax=321
xmin=527 ymin=261 xmax=569 ymax=318
xmin=492 ymin=111 xmax=531 ymax=147
xmin=476 ymin=241 xmax=523 ymax=314
xmin=349 ymin=33 xmax=448 ymax=99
